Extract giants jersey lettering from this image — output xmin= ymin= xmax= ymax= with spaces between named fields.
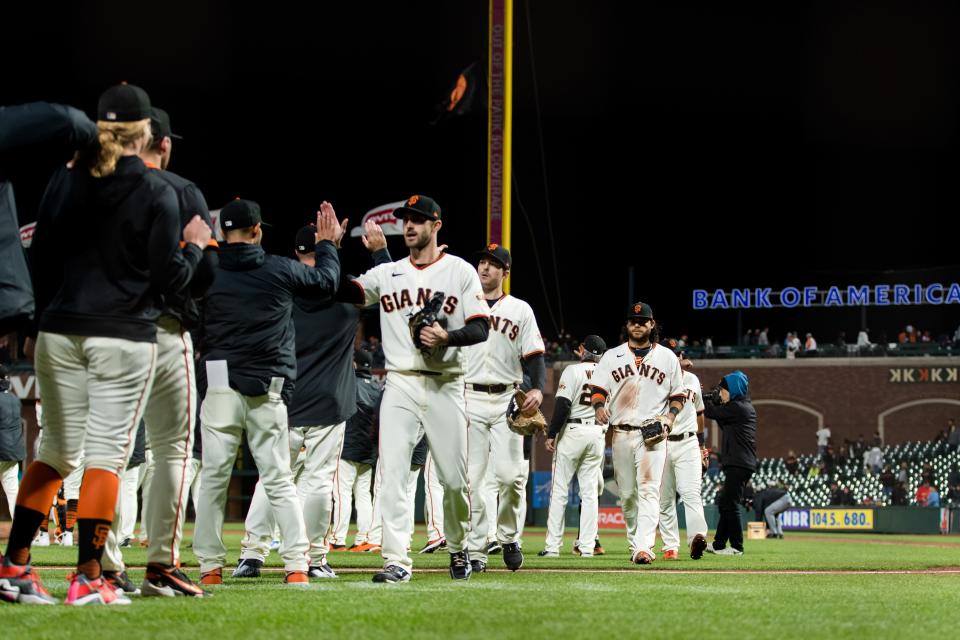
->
xmin=352 ymin=253 xmax=488 ymax=374
xmin=464 ymin=295 xmax=545 ymax=385
xmin=671 ymin=370 xmax=704 ymax=435
xmin=555 ymin=362 xmax=599 ymax=423
xmin=590 ymin=343 xmax=685 ymax=426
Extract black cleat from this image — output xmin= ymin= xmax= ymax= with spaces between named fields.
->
xmin=449 ymin=551 xmax=472 ymax=580
xmin=103 ymin=570 xmax=141 ymax=596
xmin=470 ymin=559 xmax=486 ymax=573
xmin=502 ymin=542 xmax=524 ymax=571
xmin=594 ymin=538 xmax=605 ymax=556
xmin=486 ymin=541 xmax=502 ymax=555
xmin=372 ymin=565 xmax=410 ymax=584
xmin=232 ymin=558 xmax=263 ymax=578
xmin=690 ymin=534 xmax=707 ymax=560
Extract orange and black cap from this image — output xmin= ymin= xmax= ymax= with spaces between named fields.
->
xmin=393 ymin=194 xmax=441 ymax=221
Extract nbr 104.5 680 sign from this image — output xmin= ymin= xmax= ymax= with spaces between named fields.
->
xmin=779 ymin=508 xmax=874 ymax=530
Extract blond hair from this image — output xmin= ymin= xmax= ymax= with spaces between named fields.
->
xmin=89 ymin=119 xmax=152 ymax=178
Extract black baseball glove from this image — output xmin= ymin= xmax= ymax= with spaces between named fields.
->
xmin=409 ymin=291 xmax=446 ymax=355
xmin=639 ymin=415 xmax=670 ymax=446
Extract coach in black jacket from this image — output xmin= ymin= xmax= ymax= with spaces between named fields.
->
xmin=704 ymin=370 xmax=757 ymax=555
xmin=193 ymin=199 xmax=342 ymax=586
xmin=0 ymin=102 xmax=98 ymax=335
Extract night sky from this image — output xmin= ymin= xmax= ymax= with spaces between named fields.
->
xmin=4 ymin=1 xmax=958 ymax=348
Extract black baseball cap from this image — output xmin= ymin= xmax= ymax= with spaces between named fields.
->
xmin=150 ymin=107 xmax=182 ymax=140
xmin=583 ymin=335 xmax=607 ymax=356
xmin=627 ymin=301 xmax=654 ymax=319
xmin=98 ymin=83 xmax=151 ymax=122
xmin=295 ymin=224 xmax=317 ymax=253
xmin=354 ymin=349 xmax=374 ymax=371
xmin=393 ymin=195 xmax=441 ymax=221
xmin=477 ymin=243 xmax=511 ymax=269
xmin=220 ymin=199 xmax=269 ymax=232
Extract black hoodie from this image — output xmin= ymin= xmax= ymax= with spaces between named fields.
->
xmin=199 ymin=241 xmax=340 ymax=404
xmin=287 ymin=248 xmax=391 ymax=427
xmin=32 ymin=156 xmax=201 ymax=342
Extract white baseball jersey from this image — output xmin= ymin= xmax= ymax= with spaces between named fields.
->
xmin=671 ymin=370 xmax=704 ymax=435
xmin=352 ymin=253 xmax=488 ymax=374
xmin=464 ymin=294 xmax=544 ymax=385
xmin=555 ymin=362 xmax=600 ymax=422
xmin=590 ymin=343 xmax=685 ymax=425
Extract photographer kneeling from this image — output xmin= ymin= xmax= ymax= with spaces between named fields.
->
xmin=703 ymin=371 xmax=756 ymax=556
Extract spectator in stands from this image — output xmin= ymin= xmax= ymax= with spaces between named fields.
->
xmin=837 ymin=444 xmax=850 ymax=467
xmin=891 ymin=482 xmax=908 ymax=506
xmin=829 ymin=482 xmax=842 ymax=505
xmin=784 ymin=450 xmax=798 ymax=475
xmin=934 ymin=428 xmax=948 ymax=444
xmin=758 ymin=328 xmax=769 ymax=346
xmin=803 ymin=333 xmax=817 ymax=355
xmin=861 ymin=495 xmax=875 ymax=506
xmin=807 ymin=462 xmax=820 ymax=478
xmin=947 ymin=465 xmax=960 ymax=488
xmin=864 ymin=445 xmax=883 ymax=475
xmin=947 ymin=482 xmax=960 ymax=505
xmin=834 ymin=332 xmax=847 ymax=352
xmin=704 ymin=336 xmax=714 ymax=356
xmin=873 ymin=431 xmax=883 ymax=447
xmin=947 ymin=420 xmax=960 ymax=449
xmin=921 ymin=463 xmax=935 ymax=486
xmin=785 ymin=332 xmax=800 ymax=359
xmin=926 ymin=484 xmax=940 ymax=508
xmin=915 ymin=480 xmax=932 ymax=506
xmin=851 ymin=435 xmax=866 ymax=461
xmin=822 ymin=446 xmax=836 ymax=475
xmin=856 ymin=328 xmax=873 ymax=352
xmin=816 ymin=425 xmax=831 ymax=456
xmin=880 ymin=465 xmax=896 ymax=499
xmin=920 ymin=330 xmax=932 ymax=344
xmin=840 ymin=487 xmax=854 ymax=505
xmin=897 ymin=461 xmax=909 ymax=484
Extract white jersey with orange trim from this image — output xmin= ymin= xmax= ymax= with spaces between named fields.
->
xmin=672 ymin=370 xmax=704 ymax=436
xmin=555 ymin=362 xmax=600 ymax=423
xmin=352 ymin=252 xmax=488 ymax=374
xmin=464 ymin=294 xmax=544 ymax=385
xmin=590 ymin=342 xmax=685 ymax=426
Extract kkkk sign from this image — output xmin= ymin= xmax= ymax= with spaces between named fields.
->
xmin=692 ymin=283 xmax=960 ymax=310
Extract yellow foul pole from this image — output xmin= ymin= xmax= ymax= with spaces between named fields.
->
xmin=487 ymin=0 xmax=513 ymax=292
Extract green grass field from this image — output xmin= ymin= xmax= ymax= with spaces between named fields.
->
xmin=5 ymin=526 xmax=960 ymax=639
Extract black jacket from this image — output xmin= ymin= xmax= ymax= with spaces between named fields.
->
xmin=340 ymin=372 xmax=381 ymax=465
xmin=147 ymin=166 xmax=218 ymax=330
xmin=704 ymin=395 xmax=757 ymax=471
xmin=288 ymin=249 xmax=391 ymax=427
xmin=754 ymin=487 xmax=788 ymax=519
xmin=0 ymin=103 xmax=98 ymax=334
xmin=199 ymin=241 xmax=340 ymax=404
xmin=31 ymin=156 xmax=202 ymax=342
xmin=0 ymin=390 xmax=24 ymax=461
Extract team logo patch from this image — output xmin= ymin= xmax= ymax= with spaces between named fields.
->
xmin=488 ymin=243 xmax=498 ymax=251
xmin=634 ymin=304 xmax=642 ymax=314
xmin=407 ymin=195 xmax=419 ymax=206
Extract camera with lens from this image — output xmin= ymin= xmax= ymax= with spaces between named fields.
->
xmin=702 ymin=384 xmax=722 ymax=405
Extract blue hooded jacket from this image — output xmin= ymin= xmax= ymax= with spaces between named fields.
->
xmin=723 ymin=370 xmax=749 ymax=399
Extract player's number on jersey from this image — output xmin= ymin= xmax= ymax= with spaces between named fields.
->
xmin=578 ymin=384 xmax=592 ymax=407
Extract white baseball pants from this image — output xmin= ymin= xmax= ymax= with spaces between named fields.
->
xmin=658 ymin=434 xmax=709 ymax=552
xmin=1 ymin=460 xmax=19 ymax=519
xmin=377 ymin=371 xmax=470 ymax=573
xmin=612 ymin=428 xmax=666 ymax=558
xmin=33 ymin=332 xmax=156 ymax=480
xmin=140 ymin=318 xmax=197 ymax=566
xmin=465 ymin=388 xmax=528 ymax=563
xmin=239 ymin=423 xmax=344 ymax=565
xmin=194 ymin=384 xmax=309 ymax=573
xmin=544 ymin=422 xmax=604 ymax=554
xmin=331 ymin=460 xmax=373 ymax=546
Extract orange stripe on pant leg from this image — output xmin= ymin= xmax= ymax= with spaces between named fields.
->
xmin=78 ymin=469 xmax=120 ymax=521
xmin=16 ymin=461 xmax=64 ymax=514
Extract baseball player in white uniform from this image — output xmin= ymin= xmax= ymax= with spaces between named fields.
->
xmin=343 ymin=195 xmax=489 ymax=583
xmin=539 ymin=335 xmax=607 ymax=557
xmin=657 ymin=339 xmax=709 ymax=560
xmin=590 ymin=302 xmax=686 ymax=564
xmin=462 ymin=244 xmax=545 ymax=573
